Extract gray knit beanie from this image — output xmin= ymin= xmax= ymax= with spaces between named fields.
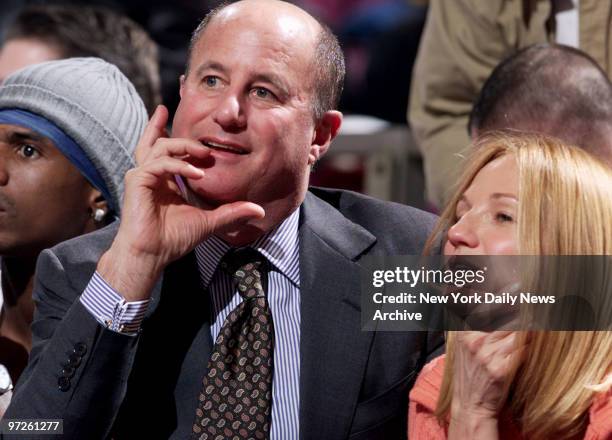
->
xmin=0 ymin=57 xmax=148 ymax=213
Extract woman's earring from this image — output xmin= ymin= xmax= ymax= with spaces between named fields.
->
xmin=93 ymin=208 xmax=106 ymax=223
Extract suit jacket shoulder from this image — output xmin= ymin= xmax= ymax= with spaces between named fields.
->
xmin=40 ymin=222 xmax=120 ymax=300
xmin=298 ymin=188 xmax=442 ymax=440
xmin=4 ymin=221 xmax=142 ymax=439
xmin=306 ymin=187 xmax=436 ymax=254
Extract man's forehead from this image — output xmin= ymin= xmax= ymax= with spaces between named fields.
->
xmin=0 ymin=123 xmax=57 ymax=148
xmin=192 ymin=13 xmax=318 ymax=79
xmin=203 ymin=0 xmax=320 ymax=48
xmin=216 ymin=0 xmax=320 ymax=29
xmin=0 ymin=123 xmax=43 ymax=139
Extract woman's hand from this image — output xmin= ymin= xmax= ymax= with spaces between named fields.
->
xmin=448 ymin=331 xmax=524 ymax=439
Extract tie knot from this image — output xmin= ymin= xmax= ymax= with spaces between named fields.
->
xmin=220 ymin=248 xmax=268 ymax=299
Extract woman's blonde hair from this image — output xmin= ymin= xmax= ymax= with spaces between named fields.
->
xmin=431 ymin=132 xmax=612 ymax=440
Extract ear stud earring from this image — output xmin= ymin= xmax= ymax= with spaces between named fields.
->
xmin=93 ymin=208 xmax=106 ymax=222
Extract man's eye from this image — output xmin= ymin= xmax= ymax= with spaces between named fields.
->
xmin=253 ymin=87 xmax=273 ymax=99
xmin=204 ymin=76 xmax=219 ymax=87
xmin=17 ymin=144 xmax=40 ymax=159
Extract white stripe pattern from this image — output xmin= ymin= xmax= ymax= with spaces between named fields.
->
xmin=195 ymin=208 xmax=301 ymax=440
xmin=79 ymin=208 xmax=302 ymax=438
xmin=80 ymin=272 xmax=149 ymax=334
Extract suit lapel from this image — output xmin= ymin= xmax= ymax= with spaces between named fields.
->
xmin=299 ymin=192 xmax=377 ymax=440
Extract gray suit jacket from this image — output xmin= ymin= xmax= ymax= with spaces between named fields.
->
xmin=5 ymin=188 xmax=442 ymax=439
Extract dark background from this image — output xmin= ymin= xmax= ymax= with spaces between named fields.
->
xmin=0 ymin=0 xmax=428 ymax=123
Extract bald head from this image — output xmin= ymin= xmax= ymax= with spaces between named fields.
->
xmin=186 ymin=0 xmax=344 ymax=119
xmin=214 ymin=0 xmax=321 ymax=32
xmin=470 ymin=44 xmax=612 ymax=165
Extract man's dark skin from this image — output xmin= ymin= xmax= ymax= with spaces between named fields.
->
xmin=0 ymin=124 xmax=106 ymax=381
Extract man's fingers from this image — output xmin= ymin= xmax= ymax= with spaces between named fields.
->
xmin=130 ymin=157 xmax=204 ymax=188
xmin=147 ymin=138 xmax=212 ymax=162
xmin=144 ymin=105 xmax=169 ymax=145
xmin=206 ymin=202 xmax=266 ymax=234
xmin=135 ymin=105 xmax=170 ymax=164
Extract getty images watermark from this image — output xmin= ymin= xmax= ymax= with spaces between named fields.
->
xmin=361 ymin=255 xmax=612 ymax=331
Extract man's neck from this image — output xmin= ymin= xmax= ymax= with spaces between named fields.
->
xmin=1 ymin=256 xmax=36 ymax=321
xmin=216 ymin=194 xmax=303 ymax=247
xmin=0 ymin=256 xmax=36 ymax=352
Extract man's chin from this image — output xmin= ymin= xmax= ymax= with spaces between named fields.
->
xmin=185 ymin=179 xmax=250 ymax=208
xmin=0 ymin=235 xmax=19 ymax=256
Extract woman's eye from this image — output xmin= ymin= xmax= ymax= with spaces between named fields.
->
xmin=496 ymin=213 xmax=514 ymax=223
xmin=17 ymin=144 xmax=40 ymax=159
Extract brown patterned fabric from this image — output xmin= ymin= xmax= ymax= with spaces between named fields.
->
xmin=192 ymin=248 xmax=274 ymax=440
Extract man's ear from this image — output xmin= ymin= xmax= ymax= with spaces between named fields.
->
xmin=309 ymin=110 xmax=342 ymax=166
xmin=88 ymin=190 xmax=109 ymax=226
xmin=179 ymin=74 xmax=186 ymax=99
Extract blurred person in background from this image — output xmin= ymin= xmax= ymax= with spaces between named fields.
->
xmin=409 ymin=0 xmax=612 ymax=209
xmin=469 ymin=43 xmax=612 ymax=168
xmin=0 ymin=57 xmax=147 ymax=417
xmin=0 ymin=3 xmax=161 ymax=114
xmin=409 ymin=133 xmax=612 ymax=439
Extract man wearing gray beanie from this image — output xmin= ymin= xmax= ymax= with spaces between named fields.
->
xmin=0 ymin=57 xmax=147 ymax=416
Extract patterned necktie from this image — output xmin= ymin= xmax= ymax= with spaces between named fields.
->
xmin=192 ymin=248 xmax=275 ymax=440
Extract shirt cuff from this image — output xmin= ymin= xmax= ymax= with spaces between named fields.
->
xmin=80 ymin=271 xmax=150 ymax=334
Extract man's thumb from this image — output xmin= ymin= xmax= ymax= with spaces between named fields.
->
xmin=206 ymin=201 xmax=266 ymax=234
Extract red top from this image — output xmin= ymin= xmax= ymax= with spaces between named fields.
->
xmin=408 ymin=355 xmax=612 ymax=439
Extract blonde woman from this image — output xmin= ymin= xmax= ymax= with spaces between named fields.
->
xmin=408 ymin=133 xmax=612 ymax=439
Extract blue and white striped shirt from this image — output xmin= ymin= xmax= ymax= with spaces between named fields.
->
xmin=81 ymin=208 xmax=301 ymax=439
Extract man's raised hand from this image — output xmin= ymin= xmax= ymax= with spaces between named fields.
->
xmin=97 ymin=105 xmax=265 ymax=301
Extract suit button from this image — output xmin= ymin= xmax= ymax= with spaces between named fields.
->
xmin=61 ymin=367 xmax=75 ymax=378
xmin=73 ymin=342 xmax=87 ymax=356
xmin=67 ymin=353 xmax=81 ymax=367
xmin=58 ymin=377 xmax=71 ymax=392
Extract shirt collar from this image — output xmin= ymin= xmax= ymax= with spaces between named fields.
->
xmin=195 ymin=208 xmax=301 ymax=289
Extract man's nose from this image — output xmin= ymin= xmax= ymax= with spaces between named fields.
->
xmin=446 ymin=214 xmax=479 ymax=250
xmin=212 ymin=92 xmax=246 ymax=131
